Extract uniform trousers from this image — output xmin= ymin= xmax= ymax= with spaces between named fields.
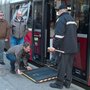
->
xmin=56 ymin=53 xmax=74 ymax=86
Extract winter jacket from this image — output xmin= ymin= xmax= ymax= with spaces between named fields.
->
xmin=0 ymin=19 xmax=10 ymax=39
xmin=6 ymin=44 xmax=30 ymax=70
xmin=11 ymin=18 xmax=27 ymax=38
xmin=53 ymin=12 xmax=78 ymax=53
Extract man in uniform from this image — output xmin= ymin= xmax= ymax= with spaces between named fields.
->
xmin=48 ymin=3 xmax=78 ymax=89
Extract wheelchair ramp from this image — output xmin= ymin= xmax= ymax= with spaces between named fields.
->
xmin=22 ymin=66 xmax=57 ymax=83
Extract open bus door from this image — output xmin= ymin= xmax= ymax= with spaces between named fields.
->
xmin=31 ymin=0 xmax=47 ymax=65
xmin=31 ymin=0 xmax=55 ymax=65
xmin=21 ymin=0 xmax=55 ymax=63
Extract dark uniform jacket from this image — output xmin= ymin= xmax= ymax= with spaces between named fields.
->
xmin=53 ymin=12 xmax=78 ymax=53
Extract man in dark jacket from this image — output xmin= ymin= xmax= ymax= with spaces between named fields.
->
xmin=6 ymin=42 xmax=32 ymax=74
xmin=48 ymin=3 xmax=78 ymax=89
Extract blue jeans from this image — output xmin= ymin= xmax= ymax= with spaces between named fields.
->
xmin=6 ymin=53 xmax=16 ymax=71
xmin=6 ymin=53 xmax=16 ymax=61
xmin=10 ymin=36 xmax=24 ymax=47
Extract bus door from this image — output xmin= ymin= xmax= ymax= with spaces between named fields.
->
xmin=31 ymin=0 xmax=48 ymax=64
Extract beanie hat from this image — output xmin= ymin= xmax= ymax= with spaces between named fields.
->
xmin=59 ymin=3 xmax=67 ymax=9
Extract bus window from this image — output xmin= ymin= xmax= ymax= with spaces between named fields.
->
xmin=72 ymin=1 xmax=89 ymax=34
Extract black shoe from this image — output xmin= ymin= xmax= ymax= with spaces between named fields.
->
xmin=10 ymin=70 xmax=16 ymax=74
xmin=64 ymin=83 xmax=70 ymax=88
xmin=0 ymin=62 xmax=5 ymax=65
xmin=49 ymin=83 xmax=63 ymax=89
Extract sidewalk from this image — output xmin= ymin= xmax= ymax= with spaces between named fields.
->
xmin=0 ymin=53 xmax=85 ymax=90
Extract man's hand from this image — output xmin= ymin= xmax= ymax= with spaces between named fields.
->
xmin=26 ymin=66 xmax=32 ymax=70
xmin=16 ymin=69 xmax=22 ymax=74
xmin=48 ymin=47 xmax=55 ymax=52
xmin=5 ymin=38 xmax=8 ymax=41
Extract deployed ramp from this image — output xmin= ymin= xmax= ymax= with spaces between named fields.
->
xmin=22 ymin=66 xmax=57 ymax=83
